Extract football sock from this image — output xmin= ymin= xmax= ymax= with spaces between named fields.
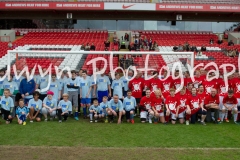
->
xmin=165 ymin=115 xmax=169 ymax=122
xmin=130 ymin=114 xmax=134 ymax=120
xmin=83 ymin=107 xmax=87 ymax=116
xmin=90 ymin=113 xmax=93 ymax=120
xmin=225 ymin=112 xmax=228 ymax=119
xmin=186 ymin=114 xmax=190 ymax=121
xmin=211 ymin=112 xmax=215 ymax=121
xmin=234 ymin=113 xmax=238 ymax=122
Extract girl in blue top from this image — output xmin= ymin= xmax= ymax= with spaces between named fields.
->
xmin=57 ymin=93 xmax=72 ymax=123
xmin=28 ymin=91 xmax=42 ymax=122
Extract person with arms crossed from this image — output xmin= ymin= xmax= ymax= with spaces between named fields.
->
xmin=19 ymin=72 xmax=36 ymax=105
xmin=57 ymin=93 xmax=72 ymax=123
xmin=66 ymin=70 xmax=80 ymax=120
xmin=16 ymin=99 xmax=29 ymax=125
xmin=0 ymin=89 xmax=14 ymax=124
xmin=123 ymin=90 xmax=137 ymax=124
xmin=107 ymin=94 xmax=125 ymax=124
xmin=28 ymin=91 xmax=42 ymax=122
xmin=42 ymin=91 xmax=58 ymax=122
xmin=185 ymin=88 xmax=207 ymax=125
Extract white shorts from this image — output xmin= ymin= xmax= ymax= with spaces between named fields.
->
xmin=237 ymin=98 xmax=240 ymax=106
xmin=157 ymin=112 xmax=164 ymax=117
xmin=171 ymin=112 xmax=185 ymax=120
xmin=140 ymin=111 xmax=147 ymax=119
xmin=219 ymin=96 xmax=224 ymax=110
xmin=222 ymin=104 xmax=237 ymax=111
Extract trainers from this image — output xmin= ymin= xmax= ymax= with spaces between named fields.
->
xmin=225 ymin=118 xmax=229 ymax=123
xmin=201 ymin=121 xmax=206 ymax=125
xmin=234 ymin=121 xmax=239 ymax=125
xmin=74 ymin=117 xmax=79 ymax=121
xmin=23 ymin=122 xmax=26 ymax=125
xmin=149 ymin=119 xmax=152 ymax=124
xmin=217 ymin=118 xmax=221 ymax=122
xmin=59 ymin=120 xmax=62 ymax=123
xmin=90 ymin=120 xmax=93 ymax=123
xmin=131 ymin=119 xmax=135 ymax=124
xmin=186 ymin=120 xmax=189 ymax=125
xmin=95 ymin=120 xmax=98 ymax=123
xmin=164 ymin=122 xmax=168 ymax=125
xmin=30 ymin=120 xmax=33 ymax=123
xmin=44 ymin=118 xmax=48 ymax=122
xmin=105 ymin=119 xmax=108 ymax=123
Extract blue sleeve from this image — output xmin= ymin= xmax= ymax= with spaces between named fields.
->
xmin=38 ymin=100 xmax=42 ymax=110
xmin=89 ymin=105 xmax=93 ymax=111
xmin=16 ymin=107 xmax=19 ymax=116
xmin=28 ymin=99 xmax=32 ymax=108
xmin=10 ymin=98 xmax=14 ymax=108
xmin=54 ymin=100 xmax=57 ymax=108
xmin=58 ymin=101 xmax=62 ymax=108
xmin=19 ymin=80 xmax=24 ymax=94
xmin=43 ymin=97 xmax=47 ymax=105
xmin=111 ymin=81 xmax=114 ymax=89
xmin=29 ymin=80 xmax=36 ymax=95
xmin=26 ymin=107 xmax=29 ymax=114
xmin=68 ymin=101 xmax=72 ymax=111
xmin=133 ymin=98 xmax=137 ymax=107
xmin=119 ymin=101 xmax=123 ymax=111
xmin=58 ymin=82 xmax=62 ymax=91
xmin=107 ymin=77 xmax=111 ymax=85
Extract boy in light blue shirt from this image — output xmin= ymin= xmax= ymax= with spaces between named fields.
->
xmin=80 ymin=71 xmax=93 ymax=119
xmin=16 ymin=99 xmax=29 ymax=125
xmin=57 ymin=93 xmax=72 ymax=123
xmin=120 ymin=70 xmax=133 ymax=97
xmin=108 ymin=95 xmax=125 ymax=124
xmin=111 ymin=73 xmax=124 ymax=100
xmin=0 ymin=89 xmax=14 ymax=124
xmin=99 ymin=96 xmax=109 ymax=123
xmin=93 ymin=73 xmax=111 ymax=103
xmin=123 ymin=90 xmax=137 ymax=124
xmin=89 ymin=99 xmax=104 ymax=123
xmin=49 ymin=74 xmax=62 ymax=101
xmin=66 ymin=70 xmax=80 ymax=120
xmin=28 ymin=91 xmax=43 ymax=122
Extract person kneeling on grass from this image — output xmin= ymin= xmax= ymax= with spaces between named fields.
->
xmin=28 ymin=91 xmax=43 ymax=123
xmin=16 ymin=99 xmax=29 ymax=125
xmin=221 ymin=90 xmax=239 ymax=125
xmin=123 ymin=90 xmax=137 ymax=124
xmin=89 ymin=99 xmax=104 ymax=123
xmin=185 ymin=88 xmax=207 ymax=125
xmin=151 ymin=90 xmax=165 ymax=124
xmin=42 ymin=91 xmax=58 ymax=122
xmin=0 ymin=89 xmax=14 ymax=124
xmin=99 ymin=96 xmax=109 ymax=123
xmin=107 ymin=94 xmax=125 ymax=124
xmin=139 ymin=89 xmax=154 ymax=123
xmin=57 ymin=93 xmax=72 ymax=123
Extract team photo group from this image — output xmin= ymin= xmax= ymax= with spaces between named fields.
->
xmin=1 ymin=67 xmax=240 ymax=126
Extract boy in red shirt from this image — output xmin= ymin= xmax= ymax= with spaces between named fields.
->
xmin=222 ymin=90 xmax=239 ymax=124
xmin=151 ymin=90 xmax=165 ymax=124
xmin=139 ymin=88 xmax=154 ymax=123
xmin=185 ymin=88 xmax=207 ymax=125
xmin=165 ymin=88 xmax=179 ymax=124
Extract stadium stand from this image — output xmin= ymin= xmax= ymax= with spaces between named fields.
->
xmin=161 ymin=0 xmax=240 ymax=4
xmin=2 ymin=0 xmax=151 ymax=2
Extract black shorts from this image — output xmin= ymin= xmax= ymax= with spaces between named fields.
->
xmin=34 ymin=111 xmax=42 ymax=119
xmin=39 ymin=94 xmax=47 ymax=101
xmin=136 ymin=98 xmax=141 ymax=104
xmin=1 ymin=108 xmax=10 ymax=121
xmin=15 ymin=93 xmax=22 ymax=102
xmin=126 ymin=109 xmax=135 ymax=120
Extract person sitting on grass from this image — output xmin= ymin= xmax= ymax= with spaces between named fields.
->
xmin=57 ymin=93 xmax=72 ymax=123
xmin=42 ymin=90 xmax=57 ymax=122
xmin=123 ymin=90 xmax=136 ymax=124
xmin=28 ymin=91 xmax=42 ymax=123
xmin=139 ymin=88 xmax=154 ymax=123
xmin=107 ymin=94 xmax=125 ymax=124
xmin=99 ymin=96 xmax=109 ymax=123
xmin=0 ymin=89 xmax=14 ymax=124
xmin=89 ymin=99 xmax=104 ymax=123
xmin=16 ymin=98 xmax=29 ymax=125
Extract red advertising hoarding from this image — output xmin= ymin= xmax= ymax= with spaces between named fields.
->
xmin=156 ymin=3 xmax=240 ymax=12
xmin=0 ymin=2 xmax=104 ymax=10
